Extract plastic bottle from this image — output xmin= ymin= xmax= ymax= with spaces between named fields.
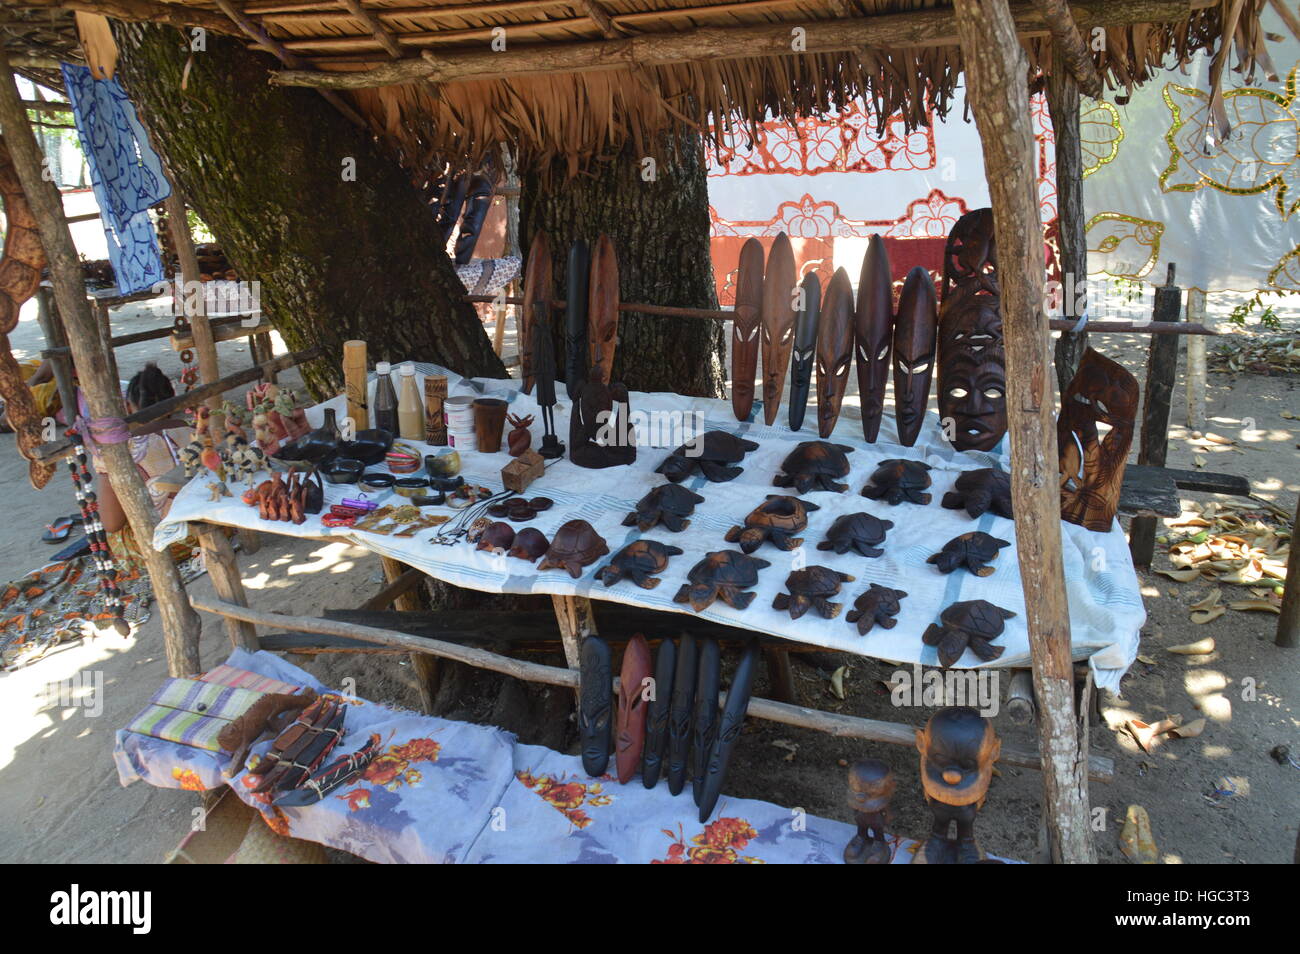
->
xmin=397 ymin=362 xmax=425 ymax=441
xmin=373 ymin=361 xmax=398 ymax=434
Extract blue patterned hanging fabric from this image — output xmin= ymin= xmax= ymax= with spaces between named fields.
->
xmin=60 ymin=63 xmax=170 ymax=294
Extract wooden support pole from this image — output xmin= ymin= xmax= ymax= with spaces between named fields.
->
xmin=1006 ymin=669 xmax=1037 ymax=724
xmin=378 ymin=555 xmax=439 ymax=711
xmin=0 ymin=51 xmax=203 ymax=677
xmin=33 ymin=287 xmax=77 ymax=422
xmin=1130 ymin=265 xmax=1183 ymax=568
xmin=1046 ymin=67 xmax=1091 ymax=394
xmin=1035 ymin=0 xmax=1104 ymax=98
xmin=1277 ymin=492 xmax=1299 ymax=648
xmin=551 ymin=594 xmax=594 ymax=671
xmin=1185 ymin=287 xmax=1208 ymax=430
xmin=952 ymin=0 xmax=1096 ymax=863
xmin=191 ymin=593 xmax=1116 ymax=781
xmin=194 ymin=524 xmax=259 ymax=651
xmin=267 ymin=0 xmax=1204 ymax=89
xmin=164 ymin=189 xmax=224 ymax=433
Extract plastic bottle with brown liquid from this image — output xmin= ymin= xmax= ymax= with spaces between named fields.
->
xmin=397 ymin=362 xmax=425 ymax=441
xmin=373 ymin=361 xmax=398 ymax=435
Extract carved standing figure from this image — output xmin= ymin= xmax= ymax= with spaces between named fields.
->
xmin=912 ymin=707 xmax=1001 ymax=864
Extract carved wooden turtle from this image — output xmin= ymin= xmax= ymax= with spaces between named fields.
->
xmin=536 ymin=519 xmax=610 ymax=578
xmin=475 ymin=521 xmax=516 ymax=554
xmin=507 ymin=527 xmax=549 ymax=561
xmin=724 ymin=494 xmax=820 ymax=553
xmin=817 ymin=512 xmax=893 ymax=558
xmin=674 ymin=550 xmax=771 ymax=612
xmin=927 ymin=531 xmax=1010 ymax=576
xmin=656 ymin=430 xmax=759 ymax=483
xmin=772 ymin=566 xmax=855 ymax=619
xmin=861 ymin=459 xmax=933 ymax=505
xmin=922 ymin=599 xmax=1016 ymax=668
xmin=941 ymin=467 xmax=1013 ymax=520
xmin=845 ymin=584 xmax=908 ymax=636
xmin=772 ymin=440 xmax=854 ymax=493
xmin=598 ymin=539 xmax=684 ymax=589
xmin=623 ymin=483 xmax=706 ymax=533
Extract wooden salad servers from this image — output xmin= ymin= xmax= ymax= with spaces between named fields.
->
xmin=587 ymin=233 xmax=620 ymax=385
xmin=521 ymin=231 xmax=552 ymax=395
xmin=854 ymin=234 xmax=893 ymax=443
xmin=815 ymin=267 xmax=855 ymax=438
xmin=761 ymin=231 xmax=796 ymax=425
xmin=731 ymin=237 xmax=765 ymax=420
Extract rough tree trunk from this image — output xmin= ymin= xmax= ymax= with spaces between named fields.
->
xmin=520 ymin=131 xmax=724 ymax=397
xmin=111 ymin=24 xmax=505 ymax=395
xmin=1047 ymin=69 xmax=1090 ymax=395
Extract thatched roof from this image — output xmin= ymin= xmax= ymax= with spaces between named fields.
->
xmin=4 ymin=0 xmax=1270 ymax=173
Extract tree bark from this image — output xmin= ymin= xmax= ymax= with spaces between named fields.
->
xmin=520 ymin=132 xmax=724 ymax=397
xmin=111 ymin=23 xmax=505 ymax=396
xmin=1047 ymin=68 xmax=1090 ymax=395
xmin=952 ymin=0 xmax=1096 ymax=863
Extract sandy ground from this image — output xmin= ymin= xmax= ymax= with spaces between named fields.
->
xmin=0 ymin=292 xmax=1296 ymax=864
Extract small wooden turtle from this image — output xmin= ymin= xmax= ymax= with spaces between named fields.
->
xmin=623 ymin=483 xmax=706 ymax=532
xmin=941 ymin=468 xmax=1013 ymax=520
xmin=674 ymin=550 xmax=771 ymax=612
xmin=922 ymin=599 xmax=1016 ymax=668
xmin=817 ymin=512 xmax=893 ymax=558
xmin=845 ymin=584 xmax=908 ymax=636
xmin=475 ymin=521 xmax=516 ymax=554
xmin=508 ymin=527 xmax=549 ymax=561
xmin=772 ymin=440 xmax=854 ymax=493
xmin=598 ymin=540 xmax=684 ymax=589
xmin=724 ymin=494 xmax=821 ymax=553
xmin=537 ymin=519 xmax=610 ymax=578
xmin=927 ymin=531 xmax=1010 ymax=576
xmin=861 ymin=459 xmax=932 ymax=505
xmin=656 ymin=431 xmax=759 ymax=483
xmin=772 ymin=566 xmax=855 ymax=619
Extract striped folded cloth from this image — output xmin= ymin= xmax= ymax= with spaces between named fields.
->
xmin=125 ymin=677 xmax=270 ymax=751
xmin=126 ymin=703 xmax=232 ymax=752
xmin=200 ymin=664 xmax=300 ymax=695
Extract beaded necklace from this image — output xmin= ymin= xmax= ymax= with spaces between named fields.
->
xmin=66 ymin=433 xmax=130 ymax=637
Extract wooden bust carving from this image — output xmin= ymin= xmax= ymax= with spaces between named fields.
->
xmin=843 ymin=758 xmax=896 ymax=864
xmin=912 ymin=707 xmax=1000 ymax=864
xmin=1058 ymin=348 xmax=1139 ymax=532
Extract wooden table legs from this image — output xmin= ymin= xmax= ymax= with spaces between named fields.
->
xmin=195 ymin=523 xmax=259 ymax=651
xmin=379 ymin=555 xmax=440 ymax=712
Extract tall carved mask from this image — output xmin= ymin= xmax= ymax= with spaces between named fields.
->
xmin=938 ymin=208 xmax=1007 ymax=452
xmin=731 ymin=237 xmax=764 ymax=421
xmin=891 ymin=267 xmax=938 ymax=447
xmin=816 ymin=268 xmax=855 ymax=438
xmin=938 ymin=292 xmax=1006 ymax=452
xmin=587 ymin=233 xmax=620 ymax=385
xmin=1058 ymin=348 xmax=1139 ymax=532
xmin=854 ymin=234 xmax=893 ymax=443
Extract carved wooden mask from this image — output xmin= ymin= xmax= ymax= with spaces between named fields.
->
xmin=914 ymin=707 xmax=1000 ymax=808
xmin=615 ymin=635 xmax=652 ymax=784
xmin=731 ymin=237 xmax=764 ymax=420
xmin=520 ymin=231 xmax=552 ymax=395
xmin=941 ymin=207 xmax=998 ymax=299
xmin=816 ymin=268 xmax=855 ymax=438
xmin=854 ymin=234 xmax=893 ymax=443
xmin=788 ymin=272 xmax=821 ymax=431
xmin=892 ymin=266 xmax=938 ymax=447
xmin=1058 ymin=348 xmax=1139 ymax=532
xmin=761 ymin=232 xmax=797 ymax=425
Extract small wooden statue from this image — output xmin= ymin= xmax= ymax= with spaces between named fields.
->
xmin=912 ymin=707 xmax=1001 ymax=864
xmin=507 ymin=413 xmax=533 ymax=456
xmin=843 ymin=758 xmax=895 ymax=864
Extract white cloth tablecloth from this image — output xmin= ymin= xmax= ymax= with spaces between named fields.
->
xmin=155 ymin=363 xmax=1144 ymax=690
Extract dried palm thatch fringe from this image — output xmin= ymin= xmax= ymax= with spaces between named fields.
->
xmin=6 ymin=0 xmax=1269 ymax=175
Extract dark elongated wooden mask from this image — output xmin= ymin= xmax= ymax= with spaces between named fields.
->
xmin=521 ymin=231 xmax=552 ymax=395
xmin=761 ymin=232 xmax=796 ymax=425
xmin=816 ymin=268 xmax=855 ymax=438
xmin=938 ymin=208 xmax=1007 ymax=452
xmin=892 ymin=266 xmax=938 ymax=447
xmin=855 ymin=234 xmax=893 ymax=443
xmin=788 ymin=272 xmax=821 ymax=431
xmin=1058 ymin=348 xmax=1139 ymax=532
xmin=731 ymin=237 xmax=765 ymax=420
xmin=587 ymin=234 xmax=619 ymax=385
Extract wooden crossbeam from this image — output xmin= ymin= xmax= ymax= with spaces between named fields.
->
xmin=1034 ymin=0 xmax=1104 ymax=97
xmin=266 ymin=0 xmax=1202 ymax=89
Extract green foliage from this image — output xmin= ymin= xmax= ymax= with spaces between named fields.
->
xmin=1227 ymin=290 xmax=1286 ymax=331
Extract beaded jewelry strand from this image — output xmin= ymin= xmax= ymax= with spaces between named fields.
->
xmin=65 ymin=432 xmax=130 ymax=637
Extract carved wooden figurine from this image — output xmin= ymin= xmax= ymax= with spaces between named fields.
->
xmin=843 ymin=759 xmax=896 ymax=864
xmin=1058 ymin=348 xmax=1139 ymax=531
xmin=912 ymin=707 xmax=1001 ymax=864
xmin=506 ymin=413 xmax=533 ymax=457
